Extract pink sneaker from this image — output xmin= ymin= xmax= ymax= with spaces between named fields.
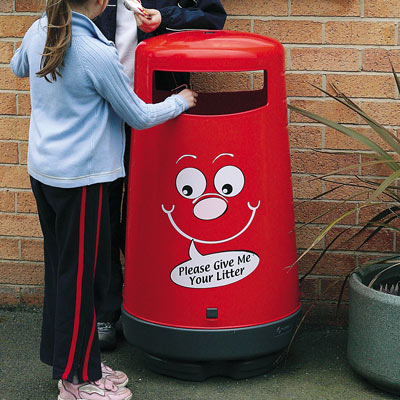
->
xmin=58 ymin=377 xmax=132 ymax=400
xmin=101 ymin=363 xmax=129 ymax=388
xmin=58 ymin=363 xmax=128 ymax=390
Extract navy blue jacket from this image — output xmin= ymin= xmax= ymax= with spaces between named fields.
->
xmin=94 ymin=0 xmax=226 ymax=43
xmin=95 ymin=0 xmax=226 ymax=90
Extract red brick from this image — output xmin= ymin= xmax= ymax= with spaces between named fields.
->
xmin=358 ymin=202 xmax=400 ymax=225
xmin=17 ymin=93 xmax=31 ymax=116
xmin=320 ymin=278 xmax=349 ymax=301
xmin=0 ymin=190 xmax=14 ymax=212
xmin=290 ymin=151 xmax=360 ymax=175
xmin=297 ymin=251 xmax=357 ymax=276
xmin=0 ymin=214 xmax=42 ymax=237
xmin=292 ymin=174 xmax=324 ymax=199
xmin=291 ymin=0 xmax=360 ymax=16
xmin=360 ymin=153 xmax=398 ymax=178
xmin=16 ymin=0 xmax=45 ymax=12
xmin=21 ymin=286 xmax=44 ymax=306
xmin=20 ymin=142 xmax=28 ymax=165
xmin=289 ymin=99 xmax=359 ymax=124
xmin=323 ymin=177 xmax=373 ymax=201
xmin=364 ymin=0 xmax=400 ymax=18
xmin=0 ymin=286 xmax=20 ymax=306
xmin=326 ymin=74 xmax=395 ymax=99
xmin=21 ymin=239 xmax=44 ymax=262
xmin=0 ymin=41 xmax=14 ymax=63
xmin=191 ymin=72 xmax=252 ymax=92
xmin=254 ymin=20 xmax=322 ymax=44
xmin=294 ymin=200 xmax=357 ymax=225
xmin=299 ymin=277 xmax=318 ymax=299
xmin=286 ymin=73 xmax=323 ymax=97
xmin=16 ymin=191 xmax=37 ymax=213
xmin=290 ymin=48 xmax=359 ymax=72
xmin=0 ymin=142 xmax=18 ymax=164
xmin=326 ymin=227 xmax=394 ymax=252
xmin=325 ymin=22 xmax=395 ymax=45
xmin=0 ymin=0 xmax=12 ymax=12
xmin=0 ymin=165 xmax=30 ymax=189
xmin=0 ymin=68 xmax=29 ymax=91
xmin=359 ymin=101 xmax=400 ymax=126
xmin=289 ymin=125 xmax=322 ymax=149
xmin=0 ymin=118 xmax=29 ymax=140
xmin=301 ymin=301 xmax=348 ymax=326
xmin=0 ymin=93 xmax=16 ymax=115
xmin=0 ymin=262 xmax=44 ymax=285
xmin=223 ymin=19 xmax=251 ymax=33
xmin=362 ymin=49 xmax=400 ymax=72
xmin=0 ymin=238 xmax=19 ymax=260
xmin=221 ymin=0 xmax=288 ymax=16
xmin=295 ymin=225 xmax=325 ymax=250
xmin=324 ymin=126 xmax=394 ymax=151
xmin=0 ymin=16 xmax=37 ymax=38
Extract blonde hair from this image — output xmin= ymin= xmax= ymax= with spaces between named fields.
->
xmin=37 ymin=0 xmax=85 ymax=82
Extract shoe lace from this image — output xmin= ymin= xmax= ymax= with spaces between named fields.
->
xmin=97 ymin=322 xmax=113 ymax=330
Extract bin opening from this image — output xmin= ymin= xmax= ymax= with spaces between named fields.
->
xmin=152 ymin=70 xmax=267 ymax=115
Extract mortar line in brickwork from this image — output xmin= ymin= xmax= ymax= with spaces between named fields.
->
xmin=246 ymin=16 xmax=400 ymax=23
xmin=284 ymin=44 xmax=400 ymax=50
xmin=1 ymin=13 xmax=41 ymax=16
xmin=288 ymin=96 xmax=400 ymax=103
xmin=0 ymin=259 xmax=43 ymax=266
xmin=15 ymin=93 xmax=19 ymax=115
xmin=285 ymin=47 xmax=291 ymax=71
xmin=287 ymin=0 xmax=291 ymax=16
xmin=289 ymin=122 xmax=400 ymax=128
xmin=360 ymin=0 xmax=365 ymax=18
xmin=358 ymin=50 xmax=362 ymax=71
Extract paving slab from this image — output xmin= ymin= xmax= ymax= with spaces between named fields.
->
xmin=0 ymin=309 xmax=397 ymax=400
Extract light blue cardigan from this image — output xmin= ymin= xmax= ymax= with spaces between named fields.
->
xmin=11 ymin=12 xmax=188 ymax=188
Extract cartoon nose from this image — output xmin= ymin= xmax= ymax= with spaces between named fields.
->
xmin=193 ymin=197 xmax=227 ymax=220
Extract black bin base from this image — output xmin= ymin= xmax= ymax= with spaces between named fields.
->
xmin=121 ymin=306 xmax=300 ymax=381
xmin=141 ymin=351 xmax=282 ymax=381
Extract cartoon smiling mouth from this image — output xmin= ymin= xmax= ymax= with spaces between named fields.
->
xmin=161 ymin=201 xmax=260 ymax=244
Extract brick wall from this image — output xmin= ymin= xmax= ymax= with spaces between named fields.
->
xmin=1 ymin=0 xmax=400 ymax=324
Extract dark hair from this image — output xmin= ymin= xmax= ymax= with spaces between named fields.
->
xmin=37 ymin=0 xmax=86 ymax=82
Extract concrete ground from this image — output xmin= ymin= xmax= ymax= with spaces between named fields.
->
xmin=0 ymin=309 xmax=398 ymax=400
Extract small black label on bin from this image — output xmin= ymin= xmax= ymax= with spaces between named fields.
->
xmin=206 ymin=308 xmax=218 ymax=319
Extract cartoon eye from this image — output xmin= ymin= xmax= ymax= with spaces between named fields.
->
xmin=176 ymin=168 xmax=207 ymax=199
xmin=214 ymin=166 xmax=244 ymax=197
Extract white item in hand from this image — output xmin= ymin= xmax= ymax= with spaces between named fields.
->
xmin=122 ymin=0 xmax=151 ymax=18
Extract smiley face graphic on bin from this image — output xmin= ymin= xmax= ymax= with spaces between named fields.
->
xmin=162 ymin=153 xmax=261 ymax=289
xmin=162 ymin=153 xmax=261 ymax=244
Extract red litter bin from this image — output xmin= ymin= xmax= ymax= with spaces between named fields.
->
xmin=122 ymin=31 xmax=301 ymax=380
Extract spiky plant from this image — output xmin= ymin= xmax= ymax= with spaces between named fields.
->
xmin=288 ymin=65 xmax=400 ymax=297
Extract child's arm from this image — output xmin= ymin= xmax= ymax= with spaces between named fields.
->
xmin=141 ymin=0 xmax=226 ymax=33
xmin=82 ymin=41 xmax=194 ymax=130
xmin=10 ymin=27 xmax=32 ymax=78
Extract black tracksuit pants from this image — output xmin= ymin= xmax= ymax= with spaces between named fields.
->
xmin=31 ymin=177 xmax=111 ymax=382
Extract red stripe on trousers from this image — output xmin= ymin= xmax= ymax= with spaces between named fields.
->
xmin=62 ymin=187 xmax=87 ymax=380
xmin=83 ymin=184 xmax=103 ymax=381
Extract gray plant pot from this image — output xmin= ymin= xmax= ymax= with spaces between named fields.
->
xmin=348 ymin=263 xmax=400 ymax=394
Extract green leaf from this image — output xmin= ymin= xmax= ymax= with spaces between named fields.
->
xmin=370 ymin=169 xmax=400 ymax=202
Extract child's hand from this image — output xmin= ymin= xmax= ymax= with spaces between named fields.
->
xmin=178 ymin=89 xmax=198 ymax=109
xmin=136 ymin=9 xmax=162 ymax=33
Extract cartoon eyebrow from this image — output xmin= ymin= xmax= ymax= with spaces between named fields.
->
xmin=176 ymin=154 xmax=197 ymax=164
xmin=212 ymin=153 xmax=234 ymax=163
